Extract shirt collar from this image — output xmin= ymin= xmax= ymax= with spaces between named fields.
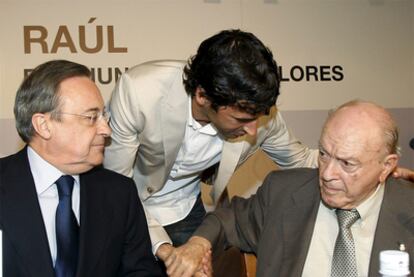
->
xmin=27 ymin=146 xmax=80 ymax=195
xmin=188 ymin=96 xmax=218 ymax=136
xmin=355 ymin=183 xmax=384 ymax=223
xmin=322 ymin=183 xmax=385 ymax=223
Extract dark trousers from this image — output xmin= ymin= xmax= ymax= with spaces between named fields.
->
xmin=156 ymin=195 xmax=206 ymax=275
xmin=163 ymin=194 xmax=206 ymax=246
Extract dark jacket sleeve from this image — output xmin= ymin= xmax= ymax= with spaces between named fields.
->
xmin=119 ymin=179 xmax=164 ymax=277
xmin=193 ymin=170 xmax=276 ymax=254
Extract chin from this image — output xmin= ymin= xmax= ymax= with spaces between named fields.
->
xmin=225 ymin=133 xmax=244 ymax=139
xmin=85 ymin=154 xmax=104 ymax=168
xmin=323 ymin=196 xmax=353 ymax=210
xmin=321 ymin=194 xmax=341 ymax=209
xmin=67 ymin=164 xmax=94 ymax=175
xmin=91 ymin=157 xmax=104 ymax=166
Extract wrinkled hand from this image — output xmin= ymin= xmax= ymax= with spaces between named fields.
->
xmin=163 ymin=236 xmax=212 ymax=277
xmin=393 ymin=167 xmax=414 ymax=182
xmin=191 ymin=249 xmax=213 ymax=277
xmin=200 ymin=249 xmax=213 ymax=277
xmin=156 ymin=243 xmax=174 ymax=262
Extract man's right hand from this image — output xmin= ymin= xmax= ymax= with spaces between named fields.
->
xmin=156 ymin=243 xmax=175 ymax=262
xmin=156 ymin=237 xmax=212 ymax=277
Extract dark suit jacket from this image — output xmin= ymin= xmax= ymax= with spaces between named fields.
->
xmin=195 ymin=168 xmax=414 ymax=277
xmin=0 ymin=148 xmax=163 ymax=277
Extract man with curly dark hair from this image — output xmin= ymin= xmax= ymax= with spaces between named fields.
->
xmin=104 ymin=29 xmax=414 ymax=275
xmin=104 ymin=30 xmax=318 ymax=270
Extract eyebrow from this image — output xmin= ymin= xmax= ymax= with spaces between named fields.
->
xmin=232 ymin=116 xmax=258 ymax=123
xmin=318 ymin=143 xmax=326 ymax=152
xmin=318 ymin=144 xmax=359 ymax=163
xmin=82 ymin=107 xmax=102 ymax=114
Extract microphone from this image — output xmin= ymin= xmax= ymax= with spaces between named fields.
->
xmin=410 ymin=138 xmax=414 ymax=150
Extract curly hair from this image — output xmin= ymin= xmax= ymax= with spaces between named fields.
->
xmin=183 ymin=29 xmax=280 ymax=115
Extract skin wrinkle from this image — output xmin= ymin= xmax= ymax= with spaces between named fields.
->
xmin=318 ymin=102 xmax=398 ymax=210
xmin=31 ymin=76 xmax=111 ymax=175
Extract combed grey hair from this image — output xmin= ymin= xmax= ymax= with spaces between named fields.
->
xmin=14 ymin=60 xmax=91 ymax=143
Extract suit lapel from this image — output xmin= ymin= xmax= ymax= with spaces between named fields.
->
xmin=368 ymin=178 xmax=414 ymax=276
xmin=212 ymin=139 xmax=245 ymax=203
xmin=1 ymin=148 xmax=54 ymax=277
xmin=212 ymin=108 xmax=276 ymax=204
xmin=160 ymin=73 xmax=188 ymax=186
xmin=77 ymin=171 xmax=113 ymax=277
xmin=281 ymin=177 xmax=320 ymax=276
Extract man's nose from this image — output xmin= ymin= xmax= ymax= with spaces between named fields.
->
xmin=97 ymin=118 xmax=112 ymax=137
xmin=321 ymin=159 xmax=340 ymax=181
xmin=243 ymin=120 xmax=258 ymax=136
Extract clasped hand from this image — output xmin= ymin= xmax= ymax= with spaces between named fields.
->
xmin=157 ymin=236 xmax=213 ymax=277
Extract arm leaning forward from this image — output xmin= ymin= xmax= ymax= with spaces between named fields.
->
xmin=103 ymin=69 xmax=173 ymax=254
xmin=259 ymin=108 xmax=319 ymax=169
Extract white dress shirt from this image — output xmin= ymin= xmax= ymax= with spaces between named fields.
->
xmin=302 ymin=184 xmax=384 ymax=277
xmin=27 ymin=146 xmax=80 ymax=265
xmin=143 ymin=97 xmax=223 ymax=226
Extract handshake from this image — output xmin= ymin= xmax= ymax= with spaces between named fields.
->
xmin=157 ymin=236 xmax=213 ymax=277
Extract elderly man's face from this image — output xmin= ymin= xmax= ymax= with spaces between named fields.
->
xmin=47 ymin=76 xmax=111 ymax=174
xmin=318 ymin=107 xmax=395 ymax=210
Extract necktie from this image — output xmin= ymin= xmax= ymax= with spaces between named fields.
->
xmin=331 ymin=209 xmax=360 ymax=277
xmin=55 ymin=175 xmax=79 ymax=277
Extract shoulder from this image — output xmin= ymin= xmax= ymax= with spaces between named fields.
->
xmin=382 ymin=177 xmax=414 ymax=235
xmin=0 ymin=148 xmax=27 ymax=172
xmin=82 ymin=166 xmax=136 ymax=192
xmin=264 ymin=168 xmax=318 ymax=187
xmin=385 ymin=177 xmax=414 ymax=203
xmin=259 ymin=168 xmax=319 ymax=199
xmin=114 ymin=60 xmax=187 ymax=101
xmin=255 ymin=107 xmax=287 ymax=139
xmin=257 ymin=106 xmax=279 ymax=128
xmin=125 ymin=60 xmax=186 ymax=80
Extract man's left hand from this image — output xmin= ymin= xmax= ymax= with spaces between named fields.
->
xmin=393 ymin=167 xmax=414 ymax=182
xmin=164 ymin=236 xmax=212 ymax=277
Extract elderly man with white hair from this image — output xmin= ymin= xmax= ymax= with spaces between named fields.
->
xmin=169 ymin=100 xmax=414 ymax=277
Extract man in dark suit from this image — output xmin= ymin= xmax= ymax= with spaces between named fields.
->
xmin=167 ymin=100 xmax=414 ymax=277
xmin=0 ymin=60 xmax=163 ymax=277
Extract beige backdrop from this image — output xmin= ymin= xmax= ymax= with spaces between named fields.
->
xmin=1 ymin=0 xmax=413 ymax=198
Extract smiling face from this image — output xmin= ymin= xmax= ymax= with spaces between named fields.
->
xmin=40 ymin=76 xmax=111 ymax=174
xmin=318 ymin=103 xmax=398 ymax=209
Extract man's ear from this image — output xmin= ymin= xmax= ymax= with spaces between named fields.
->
xmin=379 ymin=153 xmax=399 ymax=183
xmin=31 ymin=113 xmax=52 ymax=140
xmin=194 ymin=87 xmax=209 ymax=107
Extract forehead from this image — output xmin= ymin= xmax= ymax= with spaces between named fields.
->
xmin=217 ymin=105 xmax=258 ymax=119
xmin=321 ymin=127 xmax=367 ymax=158
xmin=58 ymin=76 xmax=103 ymax=110
xmin=321 ymin=109 xmax=384 ymax=159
